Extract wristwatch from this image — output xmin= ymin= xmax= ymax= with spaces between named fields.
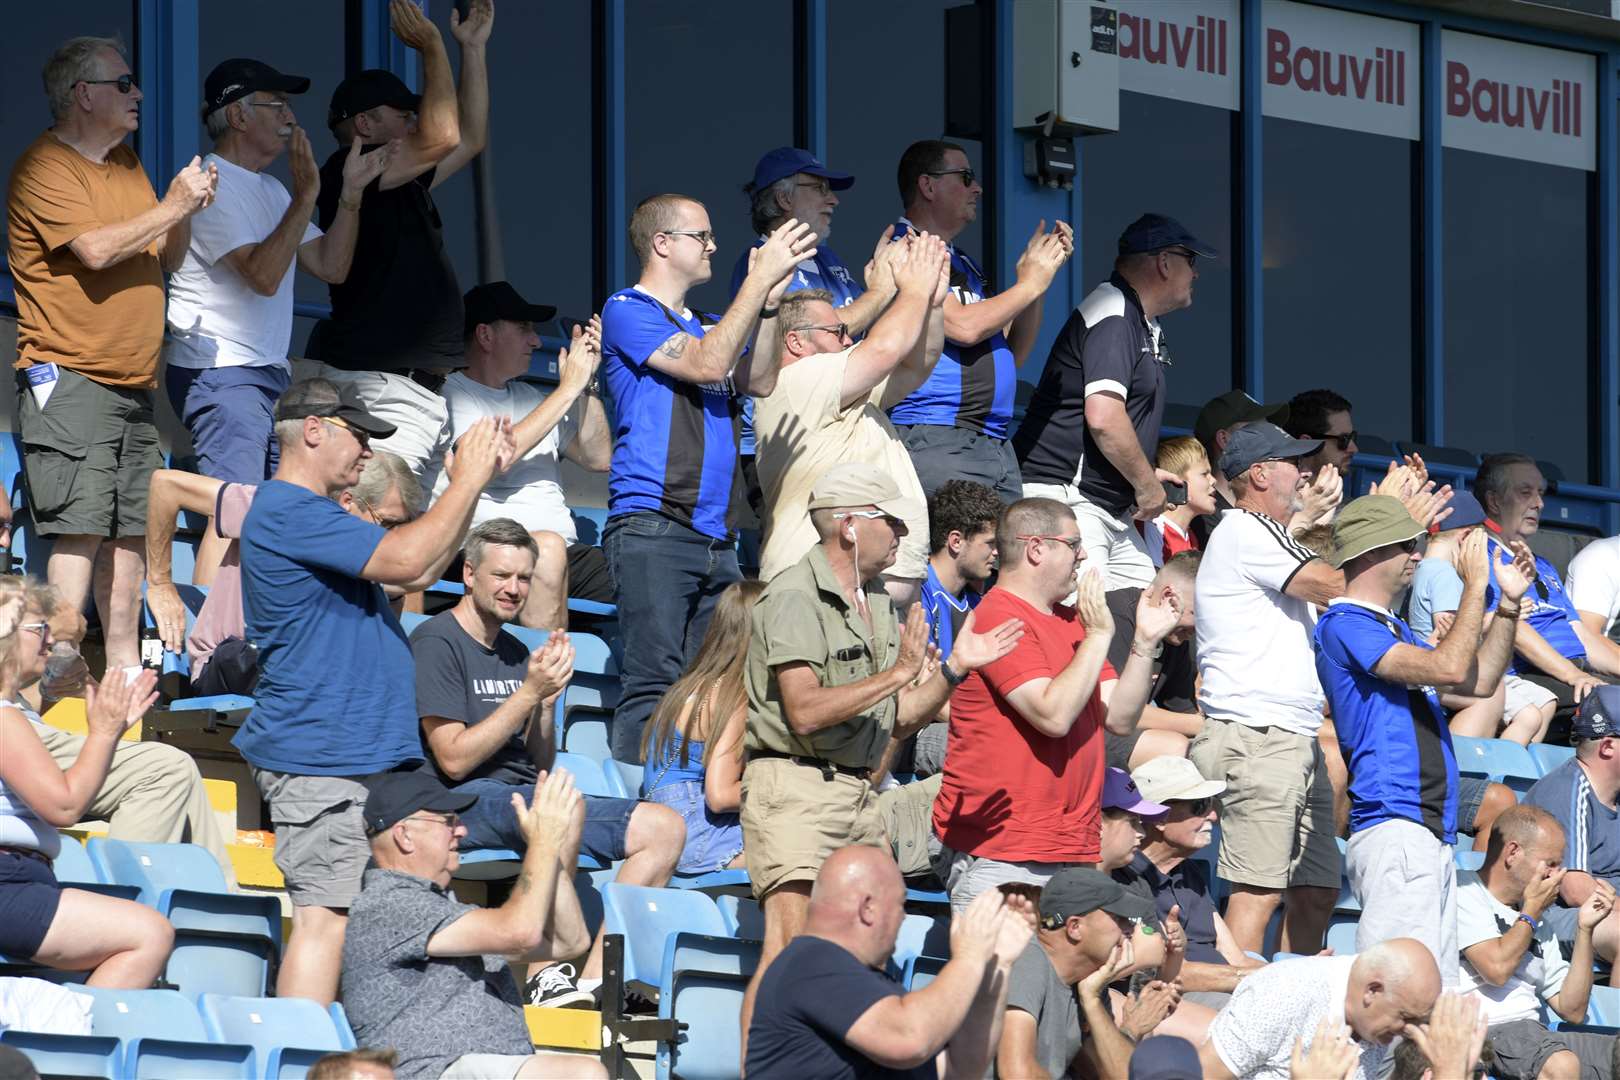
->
xmin=941 ymin=661 xmax=967 ymax=687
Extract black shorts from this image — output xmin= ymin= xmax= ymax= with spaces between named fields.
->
xmin=566 ymin=543 xmax=614 ymax=604
xmin=0 ymin=850 xmax=63 ymax=957
xmin=1106 ymin=729 xmax=1143 ymax=772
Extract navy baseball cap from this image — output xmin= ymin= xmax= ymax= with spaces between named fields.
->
xmin=1573 ymin=685 xmax=1620 ymax=741
xmin=329 ymin=69 xmax=421 ymax=129
xmin=203 ymin=58 xmax=309 ymax=116
xmin=749 ymin=147 xmax=854 ymax=193
xmin=1118 ymin=213 xmax=1218 ymax=258
xmin=1218 ymin=422 xmax=1322 ymax=480
xmin=1433 ymin=491 xmax=1488 ymax=534
xmin=363 ymin=772 xmax=476 ymax=835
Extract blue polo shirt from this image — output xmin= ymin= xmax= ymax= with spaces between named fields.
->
xmin=1314 ymin=599 xmax=1458 ymax=844
xmin=1484 ymin=536 xmax=1585 ymax=674
xmin=235 ymin=480 xmax=422 ymax=775
xmin=885 ymin=218 xmax=1016 ymax=439
xmin=918 ymin=562 xmax=980 ymax=659
xmin=729 ymin=242 xmax=864 ymax=456
xmin=601 ymin=287 xmax=744 ymax=540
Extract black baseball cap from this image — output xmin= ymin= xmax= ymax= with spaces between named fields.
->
xmin=202 ymin=58 xmax=310 ymax=116
xmin=1194 ymin=390 xmax=1290 ymax=448
xmin=1038 ymin=867 xmax=1154 ymax=929
xmin=1218 ymin=422 xmax=1322 ymax=480
xmin=363 ymin=771 xmax=477 ymax=835
xmin=1118 ymin=213 xmax=1218 ymax=258
xmin=273 ymin=377 xmax=397 ymax=439
xmin=328 ymin=69 xmax=421 ymax=129
xmin=464 ymin=281 xmax=558 ymax=336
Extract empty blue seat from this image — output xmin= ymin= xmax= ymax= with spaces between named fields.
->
xmin=199 ymin=995 xmax=356 ymax=1079
xmin=554 ymin=750 xmax=628 ymax=799
xmin=892 ymin=914 xmax=951 ymax=970
xmin=398 ymin=610 xmax=432 ymax=635
xmin=716 ymin=894 xmax=764 ymax=939
xmin=904 ymin=954 xmax=947 ymax=990
xmin=656 ymin=969 xmax=746 ymax=1080
xmin=0 ymin=1031 xmax=122 ymax=1079
xmin=1325 ymin=914 xmax=1359 ymax=956
xmin=78 ymin=986 xmax=255 ymax=1076
xmin=602 ymin=883 xmax=728 ymax=991
xmin=612 ymin=759 xmax=644 ymax=798
xmin=1453 ymin=736 xmax=1539 ymax=793
xmin=124 ymin=1038 xmax=256 ymax=1079
xmin=51 ymin=834 xmax=138 ymax=901
xmin=561 ymin=710 xmax=612 ymax=761
xmin=659 ymin=931 xmax=761 ymax=988
xmin=85 ymin=839 xmax=281 ymax=948
xmin=1529 ymin=743 xmax=1576 ymax=777
xmin=1587 ymin=985 xmax=1620 ymax=1027
xmin=166 ymin=930 xmax=276 ymax=998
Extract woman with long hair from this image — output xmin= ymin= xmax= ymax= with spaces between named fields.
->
xmin=0 ymin=575 xmax=173 ymax=986
xmin=640 ymin=580 xmax=763 ymax=874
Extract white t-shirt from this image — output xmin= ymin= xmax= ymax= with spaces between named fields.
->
xmin=1196 ymin=508 xmax=1326 ymax=735
xmin=436 ymin=371 xmax=579 ymax=542
xmin=165 ymin=154 xmax=321 ymax=369
xmin=1567 ymin=535 xmax=1620 ymax=634
xmin=1208 ymin=955 xmax=1387 ymax=1080
xmin=1456 ymin=877 xmax=1571 ymax=1025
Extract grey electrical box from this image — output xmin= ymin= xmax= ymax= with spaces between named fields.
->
xmin=1013 ymin=0 xmax=1121 ymax=134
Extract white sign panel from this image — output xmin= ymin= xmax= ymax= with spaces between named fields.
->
xmin=1117 ymin=0 xmax=1240 ymax=112
xmin=1442 ymin=30 xmax=1595 ymax=172
xmin=1261 ymin=0 xmax=1419 ymax=140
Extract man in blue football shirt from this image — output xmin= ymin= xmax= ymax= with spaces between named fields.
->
xmin=888 ymin=139 xmax=1072 ymax=504
xmin=1315 ymin=495 xmax=1532 ymax=984
xmin=600 ymin=193 xmax=813 ymax=761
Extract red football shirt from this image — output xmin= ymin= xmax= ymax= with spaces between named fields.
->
xmin=932 ymin=587 xmax=1112 ymax=863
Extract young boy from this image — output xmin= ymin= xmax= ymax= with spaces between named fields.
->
xmin=1141 ymin=436 xmax=1217 ymax=567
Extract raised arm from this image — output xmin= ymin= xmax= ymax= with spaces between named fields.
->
xmin=836 ymin=225 xmax=900 ymax=338
xmin=429 ymin=0 xmax=493 ymax=189
xmin=838 ymin=233 xmax=938 ymax=409
xmin=941 ymin=220 xmax=1067 ymax=350
xmin=376 ymin=0 xmax=461 ymax=190
xmin=1461 ymin=867 xmax=1565 ymax=986
xmin=1100 ymin=588 xmax=1182 ymax=736
xmin=513 ymin=318 xmax=600 ymax=461
xmin=298 ymin=136 xmax=393 ymax=283
xmin=1004 ymin=220 xmax=1072 ymax=365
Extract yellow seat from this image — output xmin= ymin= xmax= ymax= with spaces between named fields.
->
xmin=42 ymin=697 xmax=141 ymax=741
xmin=524 ymin=1005 xmax=601 ymax=1052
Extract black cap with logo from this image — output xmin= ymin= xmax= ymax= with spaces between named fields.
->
xmin=202 ymin=58 xmax=310 ymax=117
xmin=273 ymin=377 xmax=397 ymax=439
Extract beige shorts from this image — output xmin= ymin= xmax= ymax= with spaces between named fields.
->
xmin=1503 ymin=676 xmax=1557 ymax=722
xmin=741 ymin=757 xmax=887 ymax=899
xmin=1188 ymin=717 xmax=1340 ymax=890
xmin=878 ymin=773 xmax=943 ymax=878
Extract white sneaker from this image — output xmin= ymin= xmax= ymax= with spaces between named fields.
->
xmin=526 ymin=963 xmax=596 ymax=1009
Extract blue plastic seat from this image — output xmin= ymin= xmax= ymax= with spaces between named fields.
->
xmin=571 ymin=507 xmax=609 ymax=547
xmin=561 ymin=710 xmax=613 ymax=761
xmin=659 ymin=931 xmax=761 ymax=987
xmin=612 ymin=759 xmax=644 ymax=798
xmin=1325 ymin=913 xmax=1359 ymax=956
xmin=1587 ymin=985 xmax=1620 ymax=1026
xmin=1453 ymin=735 xmax=1540 ymax=793
xmin=0 ymin=1030 xmax=123 ymax=1079
xmin=602 ymin=883 xmax=729 ymax=991
xmin=656 ymin=969 xmax=746 ymax=1080
xmin=398 ymin=610 xmax=432 ymax=635
xmin=50 ymin=834 xmax=139 ymax=902
xmin=715 ymin=894 xmax=764 ymax=939
xmin=904 ymin=954 xmax=947 ymax=990
xmin=1455 ymin=849 xmax=1485 ymax=872
xmin=199 ymin=995 xmax=357 ymax=1079
xmin=79 ymin=986 xmax=257 ymax=1077
xmin=165 ymin=930 xmax=276 ymax=998
xmin=1529 ymin=743 xmax=1576 ymax=777
xmin=85 ymin=839 xmax=281 ymax=948
xmin=669 ymin=868 xmax=751 ymax=893
xmin=892 ymin=914 xmax=950 ymax=970
xmin=554 ymin=750 xmax=629 ymax=799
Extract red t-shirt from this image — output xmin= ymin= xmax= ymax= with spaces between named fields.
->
xmin=931 ymin=587 xmax=1113 ymax=863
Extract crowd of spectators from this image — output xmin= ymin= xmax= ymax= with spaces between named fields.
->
xmin=4 ymin=8 xmax=1620 ymax=1079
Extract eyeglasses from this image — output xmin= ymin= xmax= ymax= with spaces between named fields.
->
xmin=927 ymin=167 xmax=977 ymax=187
xmin=663 ymin=229 xmax=715 ymax=247
xmin=1170 ymin=797 xmax=1216 ymax=816
xmin=1015 ymin=533 xmax=1083 ymax=553
xmin=82 ymin=75 xmax=136 ymax=94
xmin=1309 ymin=431 xmax=1358 ymax=451
xmin=796 ymin=179 xmax=833 ymax=197
xmin=404 ymin=812 xmax=460 ymax=830
xmin=354 ymin=491 xmax=412 ymax=530
xmin=834 ymin=509 xmax=905 ymax=530
xmin=1163 ymin=248 xmax=1199 ymax=269
xmin=323 ymin=416 xmax=371 ymax=451
xmin=791 ymin=322 xmax=850 ymax=341
xmin=17 ymin=622 xmax=49 ymax=637
xmin=245 ymin=99 xmax=290 ymax=113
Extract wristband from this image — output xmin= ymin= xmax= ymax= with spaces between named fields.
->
xmin=760 ymin=305 xmax=779 ymax=319
xmin=941 ymin=662 xmax=967 ymax=688
xmin=1130 ymin=641 xmax=1164 ymax=661
xmin=1516 ymin=912 xmax=1539 ymax=932
xmin=1497 ymin=603 xmax=1522 ymax=619
xmin=338 ymin=196 xmax=363 ymax=212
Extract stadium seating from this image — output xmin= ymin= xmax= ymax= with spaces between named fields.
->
xmin=0 ymin=1030 xmax=124 ymax=1079
xmin=554 ymin=749 xmax=630 ymax=799
xmin=52 ymin=835 xmax=140 ymax=902
xmin=82 ymin=986 xmax=257 ymax=1079
xmin=656 ymin=969 xmax=746 ymax=1080
xmin=892 ymin=913 xmax=951 ymax=971
xmin=1452 ymin=735 xmax=1540 ymax=793
xmin=557 ymin=631 xmax=620 ymax=760
xmin=602 ymin=882 xmax=729 ymax=993
xmin=1325 ymin=913 xmax=1359 ymax=956
xmin=904 ymin=954 xmax=947 ymax=991
xmin=199 ymin=995 xmax=357 ymax=1079
xmin=716 ymin=894 xmax=765 ymax=940
xmin=1529 ymin=743 xmax=1576 ymax=777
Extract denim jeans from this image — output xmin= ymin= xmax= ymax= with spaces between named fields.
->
xmin=454 ymin=777 xmax=635 ymax=865
xmin=604 ymin=512 xmax=740 ymax=761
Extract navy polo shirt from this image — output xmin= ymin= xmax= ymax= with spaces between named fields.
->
xmin=600 ymin=287 xmax=744 ymax=540
xmin=885 ymin=218 xmax=1016 ymax=439
xmin=1484 ymin=537 xmax=1586 ymax=675
xmin=1113 ymin=853 xmax=1223 ymax=966
xmin=728 ymin=241 xmax=864 ymax=456
xmin=1314 ymin=599 xmax=1459 ymax=844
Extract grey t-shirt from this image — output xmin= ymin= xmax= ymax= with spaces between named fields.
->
xmin=996 ymin=940 xmax=1082 ymax=1079
xmin=340 ymin=868 xmax=532 ymax=1076
xmin=411 ymin=610 xmax=537 ymax=785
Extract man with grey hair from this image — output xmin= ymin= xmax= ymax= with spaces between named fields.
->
xmin=233 ymin=376 xmax=513 ymax=1005
xmin=410 ymin=515 xmax=686 ymax=1008
xmin=7 ymin=33 xmax=217 ymax=675
xmin=166 ymin=57 xmax=390 ymax=529
xmin=145 ymin=448 xmax=420 ymax=697
xmin=301 ymin=0 xmax=495 ymax=501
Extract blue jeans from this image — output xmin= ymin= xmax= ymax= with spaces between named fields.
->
xmin=644 ymin=778 xmax=743 ymax=876
xmin=604 ymin=512 xmax=740 ymax=761
xmin=454 ymin=777 xmax=635 ymax=865
xmin=165 ymin=364 xmax=290 ymax=483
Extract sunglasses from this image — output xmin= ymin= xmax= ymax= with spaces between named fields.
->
xmin=82 ymin=75 xmax=136 ymax=94
xmin=1170 ymin=797 xmax=1216 ymax=816
xmin=663 ymin=228 xmax=715 ymax=247
xmin=927 ymin=167 xmax=977 ymax=187
xmin=1309 ymin=431 xmax=1358 ymax=451
xmin=835 ymin=509 xmax=905 ymax=530
xmin=323 ymin=415 xmax=371 ymax=451
xmin=791 ymin=322 xmax=850 ymax=341
xmin=1163 ymin=247 xmax=1199 ymax=269
xmin=405 ymin=811 xmax=460 ymax=830
xmin=1015 ymin=533 xmax=1082 ymax=553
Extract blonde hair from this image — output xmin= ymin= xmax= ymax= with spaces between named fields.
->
xmin=641 ymin=581 xmax=764 ymax=771
xmin=1155 ymin=435 xmax=1209 ymax=479
xmin=0 ymin=576 xmax=57 ymax=689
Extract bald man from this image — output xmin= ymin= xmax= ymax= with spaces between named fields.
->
xmin=746 ymin=845 xmax=1032 ymax=1079
xmin=1198 ymin=939 xmax=1441 ymax=1080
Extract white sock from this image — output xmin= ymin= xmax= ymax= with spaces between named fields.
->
xmin=577 ymin=977 xmax=602 ymax=992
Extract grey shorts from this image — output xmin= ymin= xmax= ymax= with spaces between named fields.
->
xmin=894 ymin=423 xmax=1023 ymax=505
xmin=252 ymin=769 xmax=370 ymax=909
xmin=1346 ymin=819 xmax=1457 ymax=987
xmin=1486 ymin=1018 xmax=1616 ymax=1080
xmin=16 ymin=366 xmax=161 ymax=538
xmin=934 ymin=844 xmax=1088 ymax=916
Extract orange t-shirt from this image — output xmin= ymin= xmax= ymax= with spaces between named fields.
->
xmin=6 ymin=132 xmax=164 ymax=388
